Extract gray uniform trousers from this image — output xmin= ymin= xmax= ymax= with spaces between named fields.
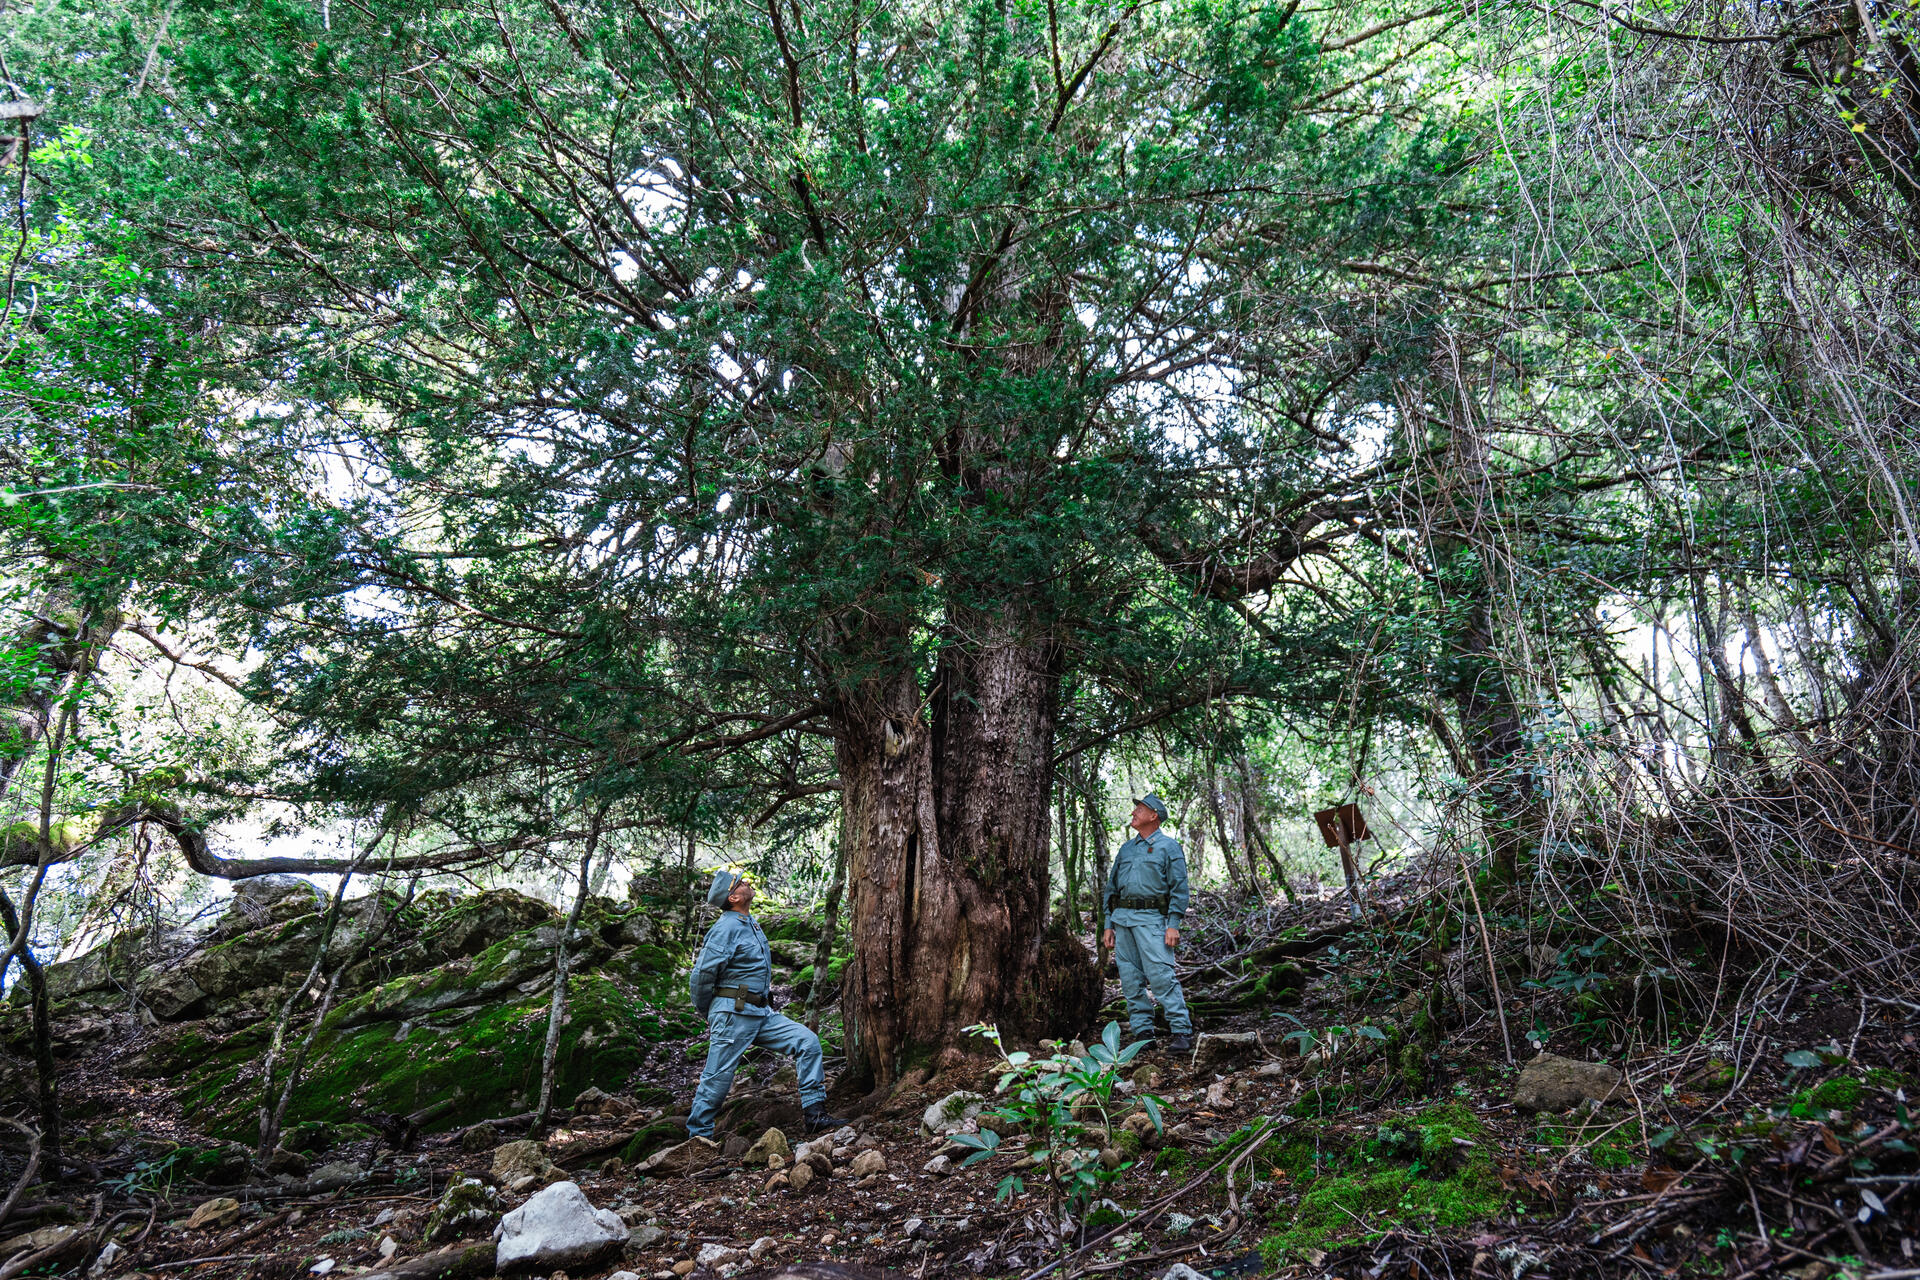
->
xmin=1109 ymin=907 xmax=1192 ymax=1035
xmin=687 ymin=1004 xmax=826 ymax=1138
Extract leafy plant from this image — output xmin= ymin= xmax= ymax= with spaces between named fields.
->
xmin=104 ymin=1149 xmax=187 ymax=1197
xmin=955 ymin=1021 xmax=1164 ymax=1242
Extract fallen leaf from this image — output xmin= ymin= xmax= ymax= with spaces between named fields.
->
xmin=1642 ymin=1168 xmax=1683 ymax=1193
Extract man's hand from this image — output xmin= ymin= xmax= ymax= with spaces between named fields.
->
xmin=1101 ymin=928 xmax=1115 ymax=951
xmin=1165 ymin=927 xmax=1180 ymax=948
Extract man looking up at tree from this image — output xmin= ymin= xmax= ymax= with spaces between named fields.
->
xmin=688 ymin=871 xmax=846 ymax=1137
xmin=1101 ymin=795 xmax=1194 ymax=1051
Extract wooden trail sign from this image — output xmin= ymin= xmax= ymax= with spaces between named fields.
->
xmin=1313 ymin=803 xmax=1369 ymax=919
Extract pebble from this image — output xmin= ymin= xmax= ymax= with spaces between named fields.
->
xmin=671 ymin=1262 xmax=696 ymax=1277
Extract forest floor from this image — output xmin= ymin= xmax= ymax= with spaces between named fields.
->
xmin=4 ymin=882 xmax=1917 ymax=1280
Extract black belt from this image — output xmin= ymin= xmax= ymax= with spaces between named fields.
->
xmin=714 ymin=985 xmax=769 ymax=1007
xmin=1112 ymin=896 xmax=1169 ymax=912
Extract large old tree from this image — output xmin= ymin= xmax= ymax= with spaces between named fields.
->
xmin=29 ymin=0 xmax=1459 ymax=1084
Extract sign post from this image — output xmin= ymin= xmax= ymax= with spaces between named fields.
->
xmin=1313 ymin=803 xmax=1370 ymax=920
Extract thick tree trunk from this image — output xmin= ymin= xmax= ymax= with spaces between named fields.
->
xmin=839 ymin=627 xmax=1097 ymax=1090
xmin=803 ymin=821 xmax=847 ymax=1029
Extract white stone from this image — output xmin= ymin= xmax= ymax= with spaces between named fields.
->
xmin=378 ymin=1236 xmax=398 ymax=1260
xmin=921 ymin=1091 xmax=988 ymax=1137
xmin=310 ymin=1260 xmax=336 ymax=1276
xmin=1162 ymin=1265 xmax=1208 ymax=1280
xmin=1165 ymin=1213 xmax=1195 ymax=1237
xmin=88 ymin=1242 xmax=127 ymax=1279
xmin=372 ymin=1209 xmax=396 ymax=1227
xmin=493 ymin=1181 xmax=629 ymax=1273
xmin=695 ymin=1243 xmax=740 ymax=1267
xmin=829 ymin=1125 xmax=859 ymax=1146
xmin=922 ymin=1154 xmax=952 ymax=1176
xmin=747 ymin=1237 xmax=776 ymax=1262
xmin=607 ymin=1272 xmax=642 ymax=1280
xmin=630 ymin=1224 xmax=667 ymax=1248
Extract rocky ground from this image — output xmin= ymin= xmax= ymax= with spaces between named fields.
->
xmin=2 ymin=876 xmax=1916 ymax=1280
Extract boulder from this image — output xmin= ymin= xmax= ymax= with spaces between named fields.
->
xmin=265 ymin=1147 xmax=309 ymax=1178
xmin=574 ymin=1086 xmax=635 ymax=1118
xmin=311 ymin=1159 xmax=368 ymax=1189
xmin=621 ymin=1120 xmax=691 ymax=1167
xmin=1121 ymin=1111 xmax=1163 ymax=1149
xmin=185 ymin=1198 xmax=243 ymax=1231
xmin=1513 ymin=1053 xmax=1621 ymax=1112
xmin=424 ymin=1178 xmax=501 ymax=1244
xmin=921 ymin=1091 xmax=987 ymax=1137
xmin=493 ymin=1181 xmax=629 ymax=1273
xmin=634 ymin=1137 xmax=719 ymax=1177
xmin=848 ymin=1150 xmax=887 ymax=1179
xmin=1192 ymin=1032 xmax=1261 ymax=1068
xmin=492 ymin=1140 xmax=555 ymax=1184
xmin=744 ymin=1128 xmax=791 ymax=1166
xmin=0 ymin=1225 xmax=80 ymax=1257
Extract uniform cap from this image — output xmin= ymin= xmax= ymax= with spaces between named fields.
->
xmin=1135 ymin=793 xmax=1169 ymax=821
xmin=705 ymin=868 xmax=743 ymax=907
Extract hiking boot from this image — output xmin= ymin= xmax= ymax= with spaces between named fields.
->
xmin=802 ymin=1104 xmax=848 ymax=1133
xmin=1166 ymin=1032 xmax=1194 ymax=1052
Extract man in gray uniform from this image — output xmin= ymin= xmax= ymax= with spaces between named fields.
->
xmin=1101 ymin=793 xmax=1193 ymax=1051
xmin=687 ymin=870 xmax=846 ymax=1137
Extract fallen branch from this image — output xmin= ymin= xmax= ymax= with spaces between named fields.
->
xmin=0 ymin=1120 xmax=41 ymax=1230
xmin=357 ymin=1241 xmax=498 ymax=1280
xmin=1018 ymin=1115 xmax=1286 ymax=1280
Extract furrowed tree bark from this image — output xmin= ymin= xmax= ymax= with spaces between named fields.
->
xmin=839 ymin=621 xmax=1097 ymax=1090
xmin=803 ymin=819 xmax=847 ymax=1030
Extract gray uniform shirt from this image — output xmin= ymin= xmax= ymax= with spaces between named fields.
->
xmin=1104 ymin=829 xmax=1191 ymax=929
xmin=689 ymin=909 xmax=774 ymax=1017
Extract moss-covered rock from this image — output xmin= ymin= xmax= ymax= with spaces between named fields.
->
xmin=622 ymin=1119 xmax=691 ymax=1166
xmin=424 ymin=1178 xmax=502 ymax=1244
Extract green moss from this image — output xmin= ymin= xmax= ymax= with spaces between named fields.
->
xmin=621 ymin=1120 xmax=690 ymax=1165
xmin=176 ymin=973 xmax=656 ymax=1138
xmin=1258 ymin=1104 xmax=1508 ymax=1264
xmin=793 ymin=954 xmax=847 ymax=994
xmin=1534 ymin=1118 xmax=1637 ymax=1170
xmin=760 ymin=914 xmax=824 ymax=944
xmin=1153 ymin=1147 xmax=1191 ymax=1175
xmin=1808 ymin=1077 xmax=1863 ymax=1111
xmin=1864 ymin=1067 xmax=1911 ymax=1090
xmin=281 ymin=1121 xmax=336 ymax=1155
xmin=1249 ymin=963 xmax=1306 ymax=1005
xmin=1288 ymin=1082 xmax=1357 ymax=1118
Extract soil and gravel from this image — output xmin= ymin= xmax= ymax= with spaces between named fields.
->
xmin=3 ymin=880 xmax=1916 ymax=1280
